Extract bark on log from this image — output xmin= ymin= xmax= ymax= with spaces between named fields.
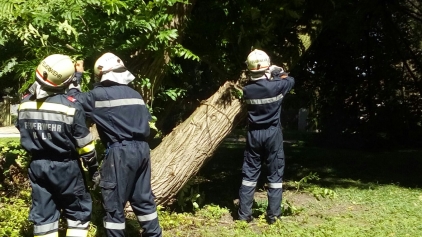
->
xmin=150 ymin=81 xmax=246 ymax=205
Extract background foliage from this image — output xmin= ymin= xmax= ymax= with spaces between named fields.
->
xmin=1 ymin=0 xmax=421 ymax=145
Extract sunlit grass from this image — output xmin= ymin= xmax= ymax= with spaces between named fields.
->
xmin=158 ymin=184 xmax=422 ymax=237
xmin=0 ymin=137 xmax=19 ymax=143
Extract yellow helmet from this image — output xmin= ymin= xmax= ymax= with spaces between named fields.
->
xmin=35 ymin=54 xmax=75 ymax=89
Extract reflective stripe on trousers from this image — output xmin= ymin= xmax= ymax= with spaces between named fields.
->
xmin=100 ymin=141 xmax=162 ymax=237
xmin=102 ymin=211 xmax=158 ymax=228
xmin=104 ymin=220 xmax=126 ymax=230
xmin=66 ymin=229 xmax=88 ymax=237
xmin=29 ymin=159 xmax=92 ymax=236
xmin=35 ymin=232 xmax=58 ymax=237
xmin=238 ymin=126 xmax=285 ymax=220
xmin=66 ymin=219 xmax=89 ymax=237
xmin=34 ymin=221 xmax=59 ymax=237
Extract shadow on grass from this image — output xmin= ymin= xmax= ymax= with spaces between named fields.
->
xmin=193 ymin=130 xmax=422 ymax=210
xmin=19 ymin=222 xmax=32 ymax=237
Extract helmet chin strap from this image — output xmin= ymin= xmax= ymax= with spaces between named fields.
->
xmin=33 ymin=72 xmax=74 ymax=98
xmin=37 ymin=75 xmax=74 ymax=90
xmin=264 ymin=69 xmax=271 ymax=79
xmin=248 ymin=68 xmax=270 ymax=81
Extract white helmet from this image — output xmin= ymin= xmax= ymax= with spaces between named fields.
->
xmin=93 ymin=52 xmax=126 ymax=80
xmin=246 ymin=49 xmax=270 ymax=71
xmin=245 ymin=49 xmax=270 ymax=80
xmin=94 ymin=52 xmax=136 ymax=84
xmin=35 ymin=54 xmax=75 ymax=90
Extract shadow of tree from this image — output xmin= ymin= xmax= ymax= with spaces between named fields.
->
xmin=193 ymin=131 xmax=422 ymax=210
xmin=285 ymin=145 xmax=422 ymax=189
xmin=19 ymin=222 xmax=32 ymax=237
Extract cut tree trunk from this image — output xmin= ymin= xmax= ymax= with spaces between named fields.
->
xmin=150 ymin=81 xmax=246 ymax=205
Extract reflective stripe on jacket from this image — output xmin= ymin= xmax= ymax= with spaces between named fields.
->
xmin=68 ymin=84 xmax=151 ymax=145
xmin=243 ymin=76 xmax=295 ymax=127
xmin=17 ymin=94 xmax=95 ymax=161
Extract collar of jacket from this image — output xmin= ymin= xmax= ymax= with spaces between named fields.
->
xmin=29 ymin=82 xmax=62 ymax=99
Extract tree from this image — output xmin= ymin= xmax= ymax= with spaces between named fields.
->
xmin=0 ymin=0 xmax=197 ymax=94
xmin=2 ymin=0 xmax=422 ymax=206
xmin=150 ymin=0 xmax=325 ymax=204
xmin=293 ymin=0 xmax=422 ymax=146
xmin=0 ymin=0 xmax=201 ymax=205
xmin=0 ymin=0 xmax=335 ymax=205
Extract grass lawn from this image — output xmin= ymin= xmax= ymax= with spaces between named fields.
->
xmin=159 ymin=130 xmax=422 ymax=236
xmin=0 ymin=137 xmax=19 ymax=143
xmin=1 ymin=131 xmax=422 ymax=236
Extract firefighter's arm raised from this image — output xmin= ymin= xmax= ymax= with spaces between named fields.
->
xmin=67 ymin=61 xmax=96 ymax=118
xmin=271 ymin=67 xmax=295 ymax=96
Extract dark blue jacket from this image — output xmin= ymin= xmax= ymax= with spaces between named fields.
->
xmin=243 ymin=76 xmax=295 ymax=128
xmin=17 ymin=93 xmax=96 ymax=163
xmin=67 ymin=83 xmax=151 ymax=146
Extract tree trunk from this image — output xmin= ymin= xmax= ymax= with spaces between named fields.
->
xmin=150 ymin=81 xmax=246 ymax=205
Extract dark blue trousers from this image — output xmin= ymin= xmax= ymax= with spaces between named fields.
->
xmin=28 ymin=159 xmax=92 ymax=236
xmin=238 ymin=125 xmax=285 ymax=221
xmin=100 ymin=140 xmax=162 ymax=237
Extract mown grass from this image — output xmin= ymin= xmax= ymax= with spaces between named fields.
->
xmin=1 ymin=131 xmax=422 ymax=236
xmin=0 ymin=137 xmax=19 ymax=143
xmin=159 ymin=130 xmax=422 ymax=236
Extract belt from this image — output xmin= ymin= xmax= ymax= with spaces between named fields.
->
xmin=31 ymin=151 xmax=77 ymax=162
xmin=107 ymin=139 xmax=145 ymax=148
xmin=248 ymin=123 xmax=279 ymax=130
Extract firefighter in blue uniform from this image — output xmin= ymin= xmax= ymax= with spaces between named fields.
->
xmin=67 ymin=53 xmax=162 ymax=237
xmin=238 ymin=49 xmax=295 ymax=224
xmin=16 ymin=54 xmax=99 ymax=237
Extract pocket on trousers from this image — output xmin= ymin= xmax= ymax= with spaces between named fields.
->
xmin=73 ymin=172 xmax=86 ymax=196
xmin=75 ymin=192 xmax=92 ymax=222
xmin=277 ymin=150 xmax=285 ymax=177
xmin=99 ymin=180 xmax=118 ymax=212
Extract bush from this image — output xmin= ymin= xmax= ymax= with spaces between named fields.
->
xmin=0 ymin=194 xmax=32 ymax=237
xmin=0 ymin=140 xmax=30 ymax=194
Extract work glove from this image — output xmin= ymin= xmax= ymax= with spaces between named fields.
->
xmin=269 ymin=65 xmax=284 ymax=78
xmin=88 ymin=166 xmax=101 ymax=189
xmin=68 ymin=60 xmax=84 ymax=90
xmin=72 ymin=72 xmax=83 ymax=86
xmin=68 ymin=72 xmax=83 ymax=91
